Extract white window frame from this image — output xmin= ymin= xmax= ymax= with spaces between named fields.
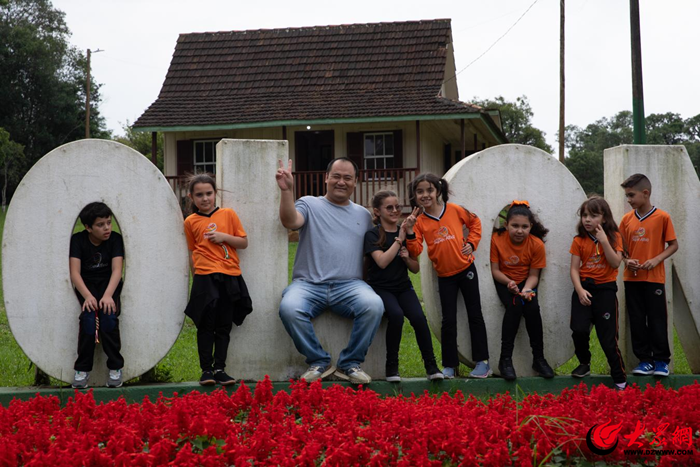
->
xmin=363 ymin=132 xmax=395 ymax=178
xmin=193 ymin=140 xmax=218 ymax=174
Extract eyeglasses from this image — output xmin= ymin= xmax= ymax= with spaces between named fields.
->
xmin=385 ymin=205 xmax=402 ymax=212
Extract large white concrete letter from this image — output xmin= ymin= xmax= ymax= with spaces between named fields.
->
xmin=216 ymin=139 xmax=387 ymax=380
xmin=421 ymin=144 xmax=587 ymax=376
xmin=2 ymin=140 xmax=189 ymax=385
xmin=604 ymin=145 xmax=700 ymax=372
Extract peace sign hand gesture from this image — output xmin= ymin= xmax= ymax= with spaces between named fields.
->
xmin=276 ymin=159 xmax=294 ymax=191
xmin=403 ymin=207 xmax=421 ymax=231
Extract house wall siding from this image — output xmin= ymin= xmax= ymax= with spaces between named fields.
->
xmin=163 ymin=119 xmax=492 ymax=178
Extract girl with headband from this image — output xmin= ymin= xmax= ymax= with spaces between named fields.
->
xmin=490 ymin=200 xmax=554 ymax=380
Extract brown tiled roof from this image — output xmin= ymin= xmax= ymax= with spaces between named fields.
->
xmin=134 ymin=19 xmax=482 ymax=128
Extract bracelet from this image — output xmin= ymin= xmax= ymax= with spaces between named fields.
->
xmin=394 ymin=237 xmax=403 ymax=245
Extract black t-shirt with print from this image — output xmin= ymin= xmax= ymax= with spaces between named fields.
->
xmin=363 ymin=225 xmax=412 ymax=292
xmin=69 ymin=230 xmax=124 ymax=287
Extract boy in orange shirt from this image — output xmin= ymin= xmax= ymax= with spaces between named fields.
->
xmin=619 ymin=174 xmax=678 ymax=377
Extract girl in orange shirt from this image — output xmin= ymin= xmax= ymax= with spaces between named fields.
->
xmin=569 ymin=196 xmax=626 ymax=390
xmin=490 ymin=201 xmax=553 ymax=381
xmin=184 ymin=174 xmax=253 ymax=387
xmin=405 ymin=173 xmax=490 ymax=379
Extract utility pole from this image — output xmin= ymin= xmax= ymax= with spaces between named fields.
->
xmin=559 ymin=0 xmax=565 ymax=162
xmin=630 ymin=0 xmax=646 ymax=144
xmin=85 ymin=48 xmax=103 ymax=139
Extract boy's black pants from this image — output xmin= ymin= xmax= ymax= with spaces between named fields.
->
xmin=74 ymin=290 xmax=124 ymax=372
xmin=437 ymin=263 xmax=489 ymax=367
xmin=624 ymin=281 xmax=670 ymax=364
xmin=495 ymin=281 xmax=544 ymax=360
xmin=570 ymin=280 xmax=626 ymax=384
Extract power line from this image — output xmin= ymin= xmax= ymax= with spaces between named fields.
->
xmin=446 ymin=0 xmax=541 ymax=84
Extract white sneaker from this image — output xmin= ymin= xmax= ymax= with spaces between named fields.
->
xmin=334 ymin=366 xmax=372 ymax=384
xmin=300 ymin=364 xmax=336 ymax=383
xmin=72 ymin=371 xmax=90 ymax=389
xmin=107 ymin=369 xmax=123 ymax=388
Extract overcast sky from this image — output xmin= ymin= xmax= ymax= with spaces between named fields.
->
xmin=53 ymin=0 xmax=700 ymax=156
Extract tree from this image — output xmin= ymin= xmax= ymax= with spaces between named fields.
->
xmin=114 ymin=121 xmax=164 ymax=172
xmin=564 ymin=110 xmax=700 ymax=195
xmin=470 ymin=95 xmax=553 ymax=153
xmin=0 ymin=0 xmax=109 ymax=200
xmin=0 ymin=127 xmax=24 ymax=210
xmin=646 ymin=112 xmax=686 ymax=145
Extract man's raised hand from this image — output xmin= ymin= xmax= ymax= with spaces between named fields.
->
xmin=276 ymin=159 xmax=294 ymax=191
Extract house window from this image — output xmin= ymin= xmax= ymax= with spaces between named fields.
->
xmin=363 ymin=133 xmax=394 ymax=170
xmin=193 ymin=140 xmax=217 ymax=174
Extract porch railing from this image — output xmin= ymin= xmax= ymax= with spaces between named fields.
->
xmin=165 ymin=176 xmax=189 ymax=213
xmin=166 ymin=168 xmax=418 ymax=212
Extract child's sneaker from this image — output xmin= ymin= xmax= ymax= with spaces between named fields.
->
xmin=386 ymin=364 xmax=401 ymax=383
xmin=571 ymin=363 xmax=591 ymax=378
xmin=498 ymin=358 xmax=516 ymax=381
xmin=632 ymin=362 xmax=655 ymax=376
xmin=72 ymin=371 xmax=89 ymax=389
xmin=532 ymin=358 xmax=554 ymax=379
xmin=199 ymin=370 xmax=216 ymax=386
xmin=615 ymin=382 xmax=628 ymax=391
xmin=442 ymin=367 xmax=457 ymax=379
xmin=425 ymin=363 xmax=444 ymax=381
xmin=653 ymin=361 xmax=669 ymax=377
xmin=470 ymin=361 xmax=492 ymax=379
xmin=107 ymin=369 xmax=123 ymax=388
xmin=213 ymin=369 xmax=237 ymax=386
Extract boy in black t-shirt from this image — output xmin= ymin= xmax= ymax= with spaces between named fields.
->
xmin=69 ymin=202 xmax=125 ymax=388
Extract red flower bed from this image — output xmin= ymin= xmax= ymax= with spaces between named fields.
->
xmin=0 ymin=379 xmax=698 ymax=466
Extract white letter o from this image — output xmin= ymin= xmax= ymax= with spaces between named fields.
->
xmin=2 ymin=140 xmax=189 ymax=386
xmin=420 ymin=144 xmax=587 ymax=376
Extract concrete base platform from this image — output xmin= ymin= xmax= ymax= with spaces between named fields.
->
xmin=1 ymin=375 xmax=698 ymax=407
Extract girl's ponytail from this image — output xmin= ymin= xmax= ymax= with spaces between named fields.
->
xmin=438 ymin=178 xmax=450 ymax=203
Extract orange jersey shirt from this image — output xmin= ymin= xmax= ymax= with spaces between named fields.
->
xmin=570 ymin=232 xmax=623 ymax=284
xmin=619 ymin=207 xmax=676 ymax=283
xmin=184 ymin=207 xmax=247 ymax=276
xmin=406 ymin=203 xmax=481 ymax=277
xmin=490 ymin=232 xmax=546 ymax=283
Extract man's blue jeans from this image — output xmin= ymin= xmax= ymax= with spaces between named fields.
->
xmin=279 ymin=280 xmax=384 ymax=371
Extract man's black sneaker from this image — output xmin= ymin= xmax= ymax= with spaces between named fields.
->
xmin=571 ymin=363 xmax=591 ymax=378
xmin=199 ymin=371 xmax=216 ymax=386
xmin=213 ymin=370 xmax=237 ymax=386
xmin=498 ymin=358 xmax=517 ymax=381
xmin=532 ymin=358 xmax=555 ymax=379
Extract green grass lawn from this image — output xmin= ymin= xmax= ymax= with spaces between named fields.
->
xmin=0 ymin=210 xmax=693 ymax=385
